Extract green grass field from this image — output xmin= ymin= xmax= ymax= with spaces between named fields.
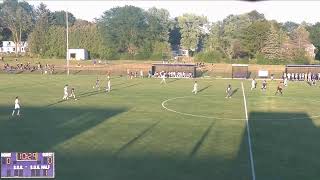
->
xmin=1 ymin=74 xmax=320 ymax=180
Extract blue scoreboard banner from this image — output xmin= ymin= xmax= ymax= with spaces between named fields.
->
xmin=1 ymin=152 xmax=55 ymax=178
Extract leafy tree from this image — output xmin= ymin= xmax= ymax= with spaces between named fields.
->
xmin=145 ymin=7 xmax=171 ymax=42
xmin=220 ymin=11 xmax=265 ymax=59
xmin=241 ymin=20 xmax=270 ymax=58
xmin=0 ymin=0 xmax=35 ymax=54
xmin=28 ymin=3 xmax=51 ymax=56
xmin=144 ymin=7 xmax=172 ymax=58
xmin=247 ymin=10 xmax=265 ymax=22
xmin=43 ymin=25 xmax=66 ymax=58
xmin=50 ymin=11 xmax=76 ymax=26
xmin=177 ymin=13 xmax=208 ymax=55
xmin=69 ymin=20 xmax=115 ymax=59
xmin=261 ymin=23 xmax=285 ymax=60
xmin=291 ymin=25 xmax=310 ymax=50
xmin=281 ymin=21 xmax=299 ymax=33
xmin=168 ymin=18 xmax=181 ymax=47
xmin=307 ymin=22 xmax=320 ymax=59
xmin=205 ymin=22 xmax=223 ymax=52
xmin=97 ymin=6 xmax=148 ymax=56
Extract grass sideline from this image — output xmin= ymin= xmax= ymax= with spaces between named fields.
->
xmin=1 ymin=74 xmax=320 ymax=180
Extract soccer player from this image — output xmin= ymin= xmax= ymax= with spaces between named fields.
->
xmin=192 ymin=81 xmax=198 ymax=94
xmin=275 ymin=81 xmax=284 ymax=96
xmin=93 ymin=77 xmax=100 ymax=90
xmin=271 ymin=74 xmax=274 ymax=81
xmin=160 ymin=71 xmax=166 ymax=84
xmin=69 ymin=87 xmax=77 ymax=100
xmin=261 ymin=80 xmax=267 ymax=92
xmin=312 ymin=78 xmax=316 ymax=86
xmin=12 ymin=96 xmax=20 ymax=116
xmin=63 ymin=84 xmax=69 ymax=100
xmin=106 ymin=79 xmax=111 ymax=93
xmin=284 ymin=77 xmax=288 ymax=87
xmin=106 ymin=71 xmax=110 ymax=80
xmin=251 ymin=78 xmax=257 ymax=90
xmin=225 ymin=84 xmax=232 ymax=98
xmin=140 ymin=70 xmax=143 ymax=78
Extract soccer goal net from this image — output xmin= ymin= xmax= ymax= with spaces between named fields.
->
xmin=151 ymin=63 xmax=197 ymax=78
xmin=232 ymin=64 xmax=249 ymax=79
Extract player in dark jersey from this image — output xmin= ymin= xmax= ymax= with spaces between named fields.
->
xmin=275 ymin=81 xmax=284 ymax=95
xmin=69 ymin=87 xmax=77 ymax=100
xmin=261 ymin=80 xmax=267 ymax=92
xmin=93 ymin=77 xmax=100 ymax=90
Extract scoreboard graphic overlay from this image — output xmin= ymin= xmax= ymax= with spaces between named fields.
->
xmin=1 ymin=152 xmax=55 ymax=178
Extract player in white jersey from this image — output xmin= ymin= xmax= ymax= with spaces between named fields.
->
xmin=251 ymin=78 xmax=256 ymax=90
xmin=106 ymin=80 xmax=111 ymax=93
xmin=160 ymin=72 xmax=166 ymax=84
xmin=12 ymin=96 xmax=20 ymax=116
xmin=225 ymin=84 xmax=232 ymax=98
xmin=192 ymin=81 xmax=198 ymax=94
xmin=63 ymin=84 xmax=69 ymax=100
xmin=284 ymin=77 xmax=288 ymax=87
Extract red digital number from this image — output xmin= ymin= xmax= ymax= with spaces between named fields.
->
xmin=33 ymin=153 xmax=37 ymax=160
xmin=28 ymin=153 xmax=33 ymax=160
xmin=17 ymin=152 xmax=37 ymax=160
xmin=21 ymin=153 xmax=27 ymax=160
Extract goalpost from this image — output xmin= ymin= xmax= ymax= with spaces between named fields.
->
xmin=232 ymin=64 xmax=249 ymax=79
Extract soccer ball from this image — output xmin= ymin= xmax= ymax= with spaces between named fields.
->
xmin=92 ymin=86 xmax=94 ymax=88
xmin=75 ymin=99 xmax=78 ymax=101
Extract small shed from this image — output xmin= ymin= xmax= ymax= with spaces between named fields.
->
xmin=68 ymin=49 xmax=88 ymax=60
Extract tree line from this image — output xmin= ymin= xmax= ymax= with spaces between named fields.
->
xmin=1 ymin=0 xmax=320 ymax=64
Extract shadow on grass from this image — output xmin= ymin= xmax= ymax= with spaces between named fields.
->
xmin=0 ymin=78 xmax=62 ymax=92
xmin=167 ymin=78 xmax=180 ymax=84
xmin=114 ymin=120 xmax=161 ymax=156
xmin=188 ymin=121 xmax=215 ymax=158
xmin=53 ymin=118 xmax=252 ymax=180
xmin=0 ymin=105 xmax=127 ymax=151
xmin=198 ymin=85 xmax=212 ymax=93
xmin=230 ymin=88 xmax=239 ymax=96
xmin=73 ymin=70 xmax=82 ymax=75
xmin=249 ymin=112 xmax=320 ymax=180
xmin=4 ymin=108 xmax=316 ymax=180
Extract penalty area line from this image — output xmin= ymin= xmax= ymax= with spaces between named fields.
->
xmin=241 ymin=82 xmax=256 ymax=180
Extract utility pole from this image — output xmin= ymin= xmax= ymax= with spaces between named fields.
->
xmin=66 ymin=10 xmax=69 ymax=75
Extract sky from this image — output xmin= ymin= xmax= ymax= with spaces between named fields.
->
xmin=27 ymin=1 xmax=320 ymax=24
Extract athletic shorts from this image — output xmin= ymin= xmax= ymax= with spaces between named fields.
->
xmin=14 ymin=104 xmax=20 ymax=109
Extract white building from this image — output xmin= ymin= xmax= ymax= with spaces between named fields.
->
xmin=67 ymin=49 xmax=88 ymax=60
xmin=0 ymin=41 xmax=28 ymax=53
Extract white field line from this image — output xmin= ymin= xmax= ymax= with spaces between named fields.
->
xmin=241 ymin=82 xmax=256 ymax=180
xmin=161 ymin=95 xmax=320 ymax=121
xmin=161 ymin=95 xmax=246 ymax=121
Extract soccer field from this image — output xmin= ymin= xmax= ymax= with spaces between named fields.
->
xmin=1 ymin=74 xmax=320 ymax=180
